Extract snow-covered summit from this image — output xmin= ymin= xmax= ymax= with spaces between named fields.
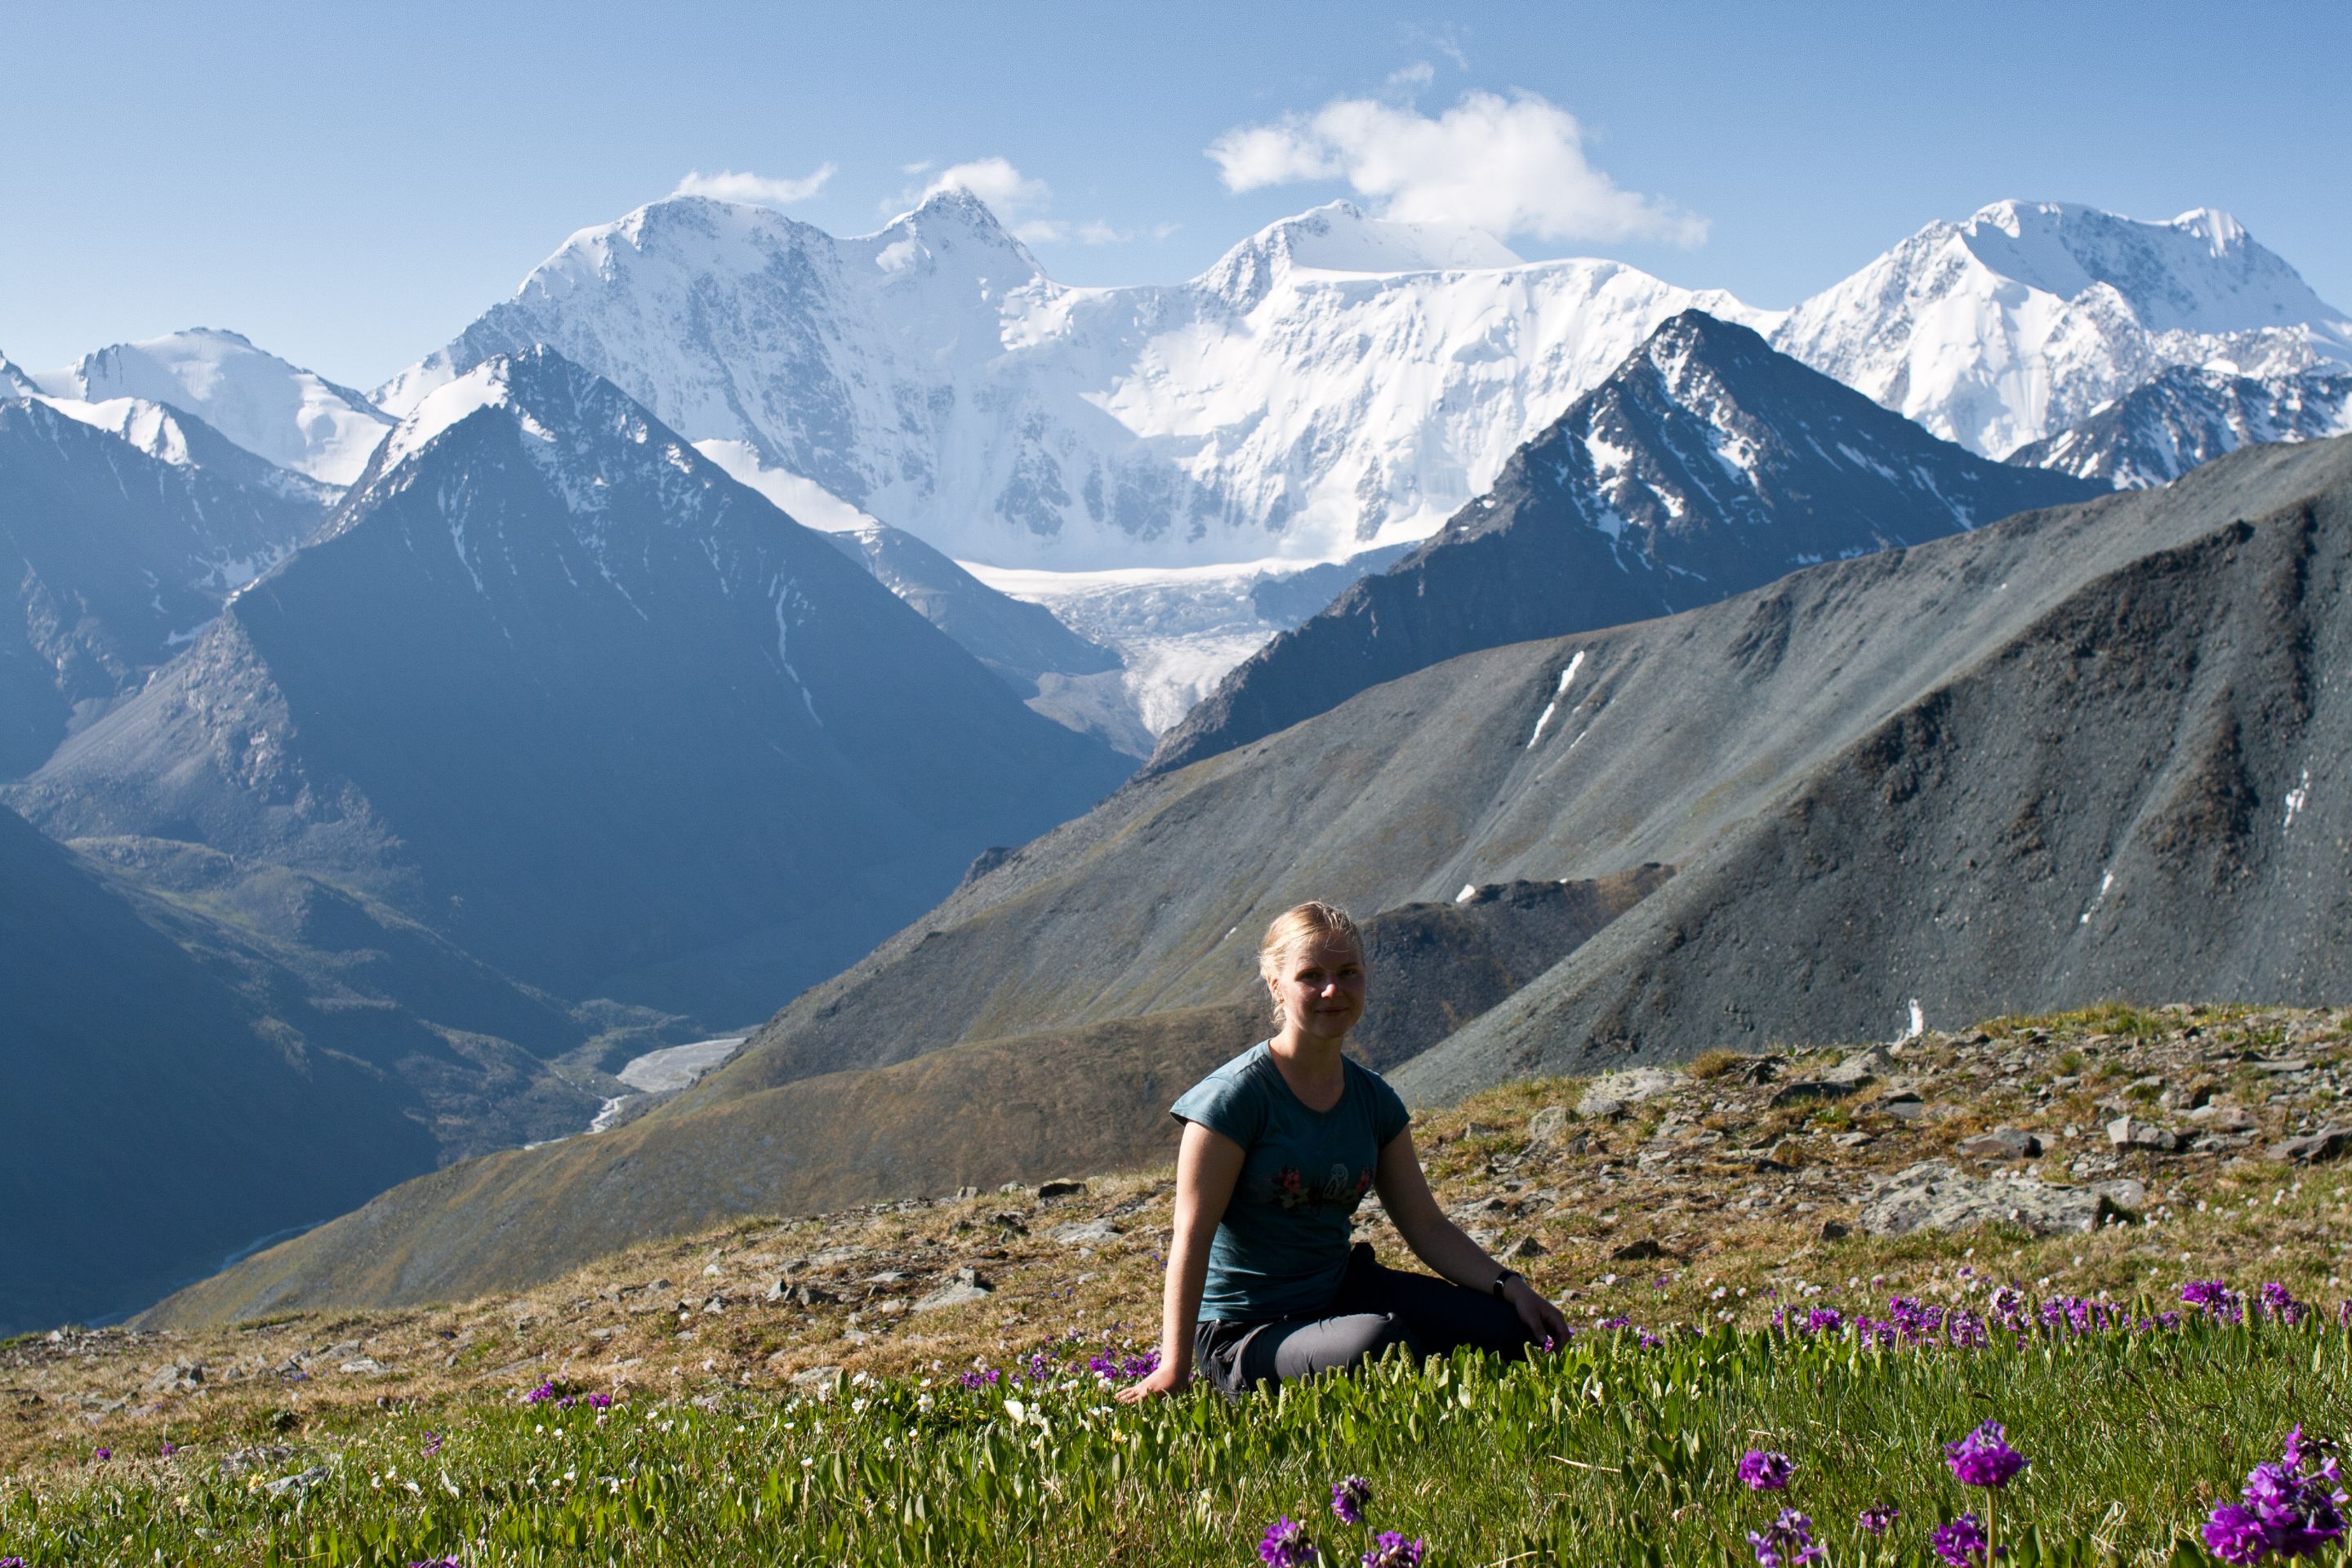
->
xmin=377 ymin=193 xmax=1772 ymax=568
xmin=0 ymin=350 xmax=38 ymax=399
xmin=33 ymin=327 xmax=390 ymax=486
xmin=1775 ymin=200 xmax=2352 ymax=457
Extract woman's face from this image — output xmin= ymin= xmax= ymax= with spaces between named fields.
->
xmin=1267 ymin=935 xmax=1366 ymax=1042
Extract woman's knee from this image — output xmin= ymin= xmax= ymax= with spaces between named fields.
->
xmin=1267 ymin=1312 xmax=1418 ymax=1383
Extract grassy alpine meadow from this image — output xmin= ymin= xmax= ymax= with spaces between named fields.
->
xmin=4 ymin=1294 xmax=2352 ymax=1566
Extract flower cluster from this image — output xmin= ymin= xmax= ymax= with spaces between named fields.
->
xmin=1746 ymin=1507 xmax=1824 ymax=1567
xmin=1262 ymin=1474 xmax=1423 ymax=1567
xmin=1931 ymin=1511 xmax=1992 ymax=1566
xmin=2204 ymin=1426 xmax=2348 ymax=1564
xmin=1259 ymin=1515 xmax=1316 ymax=1568
xmin=1856 ymin=1503 xmax=1900 ymax=1535
xmin=1944 ymin=1421 xmax=2029 ymax=1489
xmin=1739 ymin=1449 xmax=1797 ymax=1491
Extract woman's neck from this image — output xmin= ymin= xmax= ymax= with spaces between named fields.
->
xmin=1269 ymin=1029 xmax=1347 ymax=1090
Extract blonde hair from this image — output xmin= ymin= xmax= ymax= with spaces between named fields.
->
xmin=1258 ymin=901 xmax=1364 ymax=1024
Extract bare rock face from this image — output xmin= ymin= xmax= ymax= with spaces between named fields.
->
xmin=2269 ymin=1127 xmax=2352 ymax=1165
xmin=1860 ymin=1161 xmax=2139 ymax=1237
xmin=2107 ymin=1117 xmax=2181 ymax=1153
xmin=1956 ymin=1128 xmax=2043 ymax=1160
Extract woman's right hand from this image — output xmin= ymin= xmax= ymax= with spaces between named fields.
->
xmin=1115 ymin=1361 xmax=1191 ymax=1403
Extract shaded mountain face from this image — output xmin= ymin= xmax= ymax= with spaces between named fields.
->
xmin=9 ymin=349 xmax=1133 ymax=1023
xmin=33 ymin=327 xmax=390 ymax=486
xmin=0 ymin=397 xmax=325 ymax=777
xmin=1150 ymin=311 xmax=2104 ymax=776
xmin=1 ymin=805 xmax=439 ymax=1333
xmin=2010 ymin=368 xmax=2352 ymax=488
xmin=1775 ymin=200 xmax=2352 ymax=457
xmin=376 ymin=192 xmax=1772 ymax=568
xmin=1402 ymin=436 xmax=2352 ymax=1100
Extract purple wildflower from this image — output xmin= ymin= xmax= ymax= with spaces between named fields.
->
xmin=93 ymin=1447 xmax=110 ymax=1462
xmin=1856 ymin=1503 xmax=1900 ymax=1535
xmin=1944 ymin=1420 xmax=2029 ymax=1488
xmin=406 ymin=1559 xmax=464 ymax=1568
xmin=2206 ymin=1504 xmax=2274 ymax=1565
xmin=586 ymin=1392 xmax=613 ymax=1410
xmin=1260 ymin=1515 xmax=1318 ymax=1568
xmin=523 ymin=1379 xmax=558 ymax=1404
xmin=1331 ymin=1475 xmax=1373 ymax=1526
xmin=158 ymin=1440 xmax=176 ymax=1455
xmin=1361 ymin=1532 xmax=1423 ymax=1568
xmin=1748 ymin=1508 xmax=1826 ymax=1567
xmin=421 ymin=1431 xmax=443 ymax=1456
xmin=1931 ymin=1512 xmax=1993 ymax=1566
xmin=1739 ymin=1449 xmax=1797 ymax=1491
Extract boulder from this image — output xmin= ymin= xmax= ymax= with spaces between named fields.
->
xmin=1577 ymin=1067 xmax=1676 ymax=1120
xmin=913 ymin=1271 xmax=994 ymax=1313
xmin=2268 ymin=1127 xmax=2352 ymax=1165
xmin=1860 ymin=1161 xmax=2139 ymax=1238
xmin=2106 ymin=1116 xmax=2180 ymax=1152
xmin=1037 ymin=1179 xmax=1088 ymax=1200
xmin=1052 ymin=1219 xmax=1121 ymax=1247
xmin=1824 ymin=1046 xmax=1895 ymax=1088
xmin=1956 ymin=1128 xmax=2042 ymax=1160
xmin=1526 ymin=1106 xmax=1570 ymax=1145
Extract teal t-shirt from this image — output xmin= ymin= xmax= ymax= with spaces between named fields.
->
xmin=1169 ymin=1042 xmax=1411 ymax=1321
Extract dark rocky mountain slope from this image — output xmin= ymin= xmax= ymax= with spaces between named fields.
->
xmin=2008 ymin=366 xmax=2351 ymax=488
xmin=0 ymin=804 xmax=609 ymax=1334
xmin=1399 ymin=435 xmax=2352 ymax=1100
xmin=1151 ymin=311 xmax=2100 ymax=775
xmin=0 ymin=398 xmax=325 ymax=777
xmin=7 ymin=350 xmax=1132 ymax=1023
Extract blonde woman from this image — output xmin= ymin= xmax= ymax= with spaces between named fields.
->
xmin=1118 ymin=902 xmax=1570 ymax=1401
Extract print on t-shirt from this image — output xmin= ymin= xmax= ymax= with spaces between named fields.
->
xmin=1263 ymin=1161 xmax=1376 ymax=1210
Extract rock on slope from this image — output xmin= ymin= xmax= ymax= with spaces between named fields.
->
xmin=2010 ymin=366 xmax=2352 ymax=488
xmin=0 ymin=397 xmax=325 ymax=777
xmin=1151 ymin=311 xmax=2101 ymax=775
xmin=1398 ymin=436 xmax=2352 ymax=1100
xmin=376 ymin=192 xmax=1771 ymax=568
xmin=7 ymin=348 xmax=1132 ymax=1024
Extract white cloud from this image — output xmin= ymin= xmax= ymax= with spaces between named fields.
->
xmin=1387 ymin=60 xmax=1435 ymax=90
xmin=1205 ymin=89 xmax=1706 ymax=248
xmin=921 ymin=157 xmax=1053 ymax=220
xmin=1013 ymin=219 xmax=1071 ymax=245
xmin=673 ymin=163 xmax=836 ymax=207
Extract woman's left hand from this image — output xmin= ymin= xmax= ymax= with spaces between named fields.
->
xmin=1504 ymin=1279 xmax=1572 ymax=1348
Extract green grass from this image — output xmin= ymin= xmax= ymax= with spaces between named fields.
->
xmin=8 ymin=1312 xmax=2350 ymax=1566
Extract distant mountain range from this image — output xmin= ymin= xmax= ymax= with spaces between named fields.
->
xmin=369 ymin=194 xmax=2349 ymax=577
xmin=0 ymin=396 xmax=327 ymax=777
xmin=7 ymin=348 xmax=1132 ymax=1022
xmin=1151 ymin=311 xmax=2102 ymax=773
xmin=2010 ymin=366 xmax=2352 ymax=488
xmin=149 ymin=434 xmax=2352 ymax=1321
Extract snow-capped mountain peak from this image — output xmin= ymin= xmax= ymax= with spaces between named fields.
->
xmin=32 ymin=327 xmax=390 ymax=486
xmin=0 ymin=349 xmax=38 ymax=399
xmin=1220 ymin=200 xmax=1523 ymax=277
xmin=1775 ymin=199 xmax=2352 ymax=457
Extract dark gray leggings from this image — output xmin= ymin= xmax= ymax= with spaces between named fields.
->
xmin=1196 ymin=1244 xmax=1536 ymax=1395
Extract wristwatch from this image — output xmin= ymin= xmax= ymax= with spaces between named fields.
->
xmin=1490 ymin=1268 xmax=1522 ymax=1300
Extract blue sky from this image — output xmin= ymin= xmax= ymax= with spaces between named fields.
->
xmin=8 ymin=0 xmax=2348 ymax=389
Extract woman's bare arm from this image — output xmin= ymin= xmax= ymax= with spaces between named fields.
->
xmin=1116 ymin=1120 xmax=1245 ymax=1402
xmin=1374 ymin=1126 xmax=1571 ymax=1345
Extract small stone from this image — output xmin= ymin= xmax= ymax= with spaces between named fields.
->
xmin=2269 ymin=1127 xmax=2352 ymax=1165
xmin=1508 ymin=1235 xmax=1548 ymax=1259
xmin=1833 ymin=1130 xmax=1875 ymax=1148
xmin=1052 ymin=1219 xmax=1120 ymax=1247
xmin=338 ymin=1357 xmax=385 ymax=1376
xmin=1824 ymin=1046 xmax=1895 ymax=1087
xmin=997 ymin=1182 xmax=1027 ymax=1195
xmin=954 ymin=1185 xmax=980 ymax=1200
xmin=790 ymin=1365 xmax=844 ymax=1397
xmin=2191 ymin=1104 xmax=2257 ymax=1133
xmin=861 ymin=1271 xmax=910 ymax=1285
xmin=1881 ymin=1100 xmax=1929 ymax=1122
xmin=1819 ymin=1219 xmax=1852 ymax=1241
xmin=2106 ymin=1116 xmax=2180 ymax=1152
xmin=1526 ymin=1106 xmax=1569 ymax=1145
xmin=265 ymin=1466 xmax=329 ymax=1499
xmin=1608 ymin=1237 xmax=1674 ymax=1262
xmin=1956 ymin=1127 xmax=2042 ymax=1160
xmin=1036 ymin=1179 xmax=1087 ymax=1200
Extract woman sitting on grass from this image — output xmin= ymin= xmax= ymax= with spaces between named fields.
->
xmin=1119 ymin=901 xmax=1571 ymax=1401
